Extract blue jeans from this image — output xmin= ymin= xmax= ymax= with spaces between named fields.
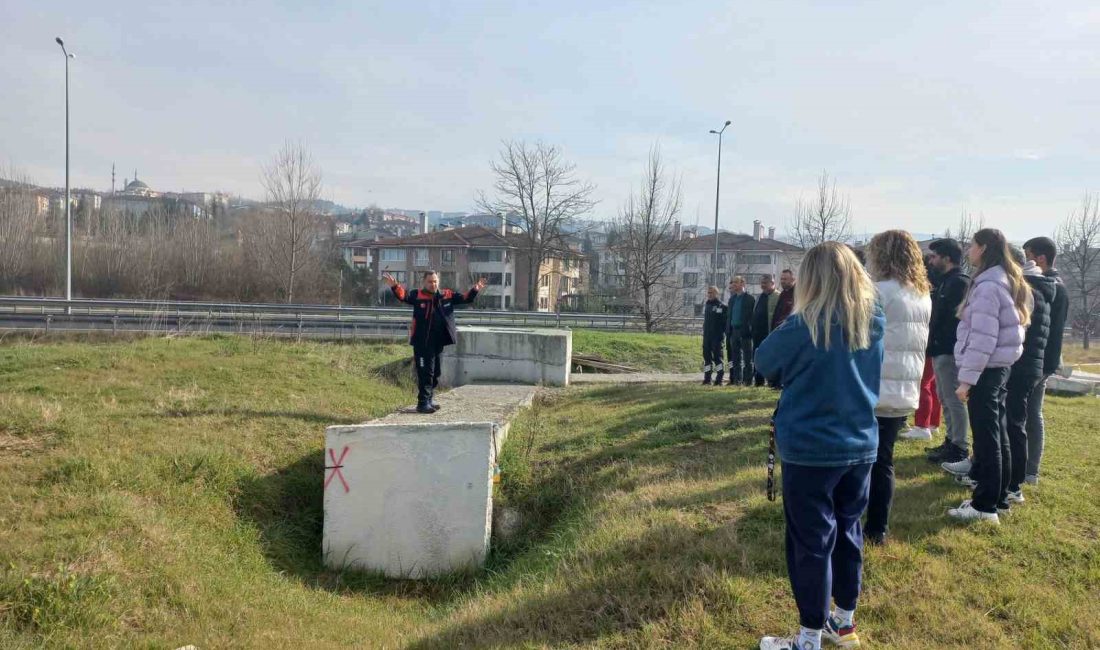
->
xmin=782 ymin=461 xmax=873 ymax=630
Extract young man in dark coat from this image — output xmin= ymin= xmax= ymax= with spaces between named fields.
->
xmin=384 ymin=270 xmax=486 ymax=413
xmin=702 ymin=286 xmax=728 ymax=385
xmin=1022 ymin=236 xmax=1070 ymax=484
xmin=725 ymin=276 xmax=756 ymax=385
xmin=924 ymin=239 xmax=972 ymax=464
xmin=772 ymin=269 xmax=797 ymax=330
xmin=1004 ymin=245 xmax=1055 ymax=504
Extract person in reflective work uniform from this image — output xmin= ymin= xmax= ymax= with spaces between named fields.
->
xmin=384 ymin=270 xmax=486 ymax=413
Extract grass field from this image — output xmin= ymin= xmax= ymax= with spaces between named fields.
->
xmin=571 ymin=329 xmax=700 ymax=372
xmin=1 ymin=335 xmax=1098 ymax=648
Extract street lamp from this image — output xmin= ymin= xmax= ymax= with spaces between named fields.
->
xmin=708 ymin=120 xmax=731 ymax=284
xmin=56 ymin=37 xmax=74 ymax=310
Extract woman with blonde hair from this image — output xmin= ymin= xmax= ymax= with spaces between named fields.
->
xmin=863 ymin=231 xmax=932 ymax=546
xmin=755 ymin=242 xmax=885 ymax=650
xmin=947 ymin=228 xmax=1029 ymax=524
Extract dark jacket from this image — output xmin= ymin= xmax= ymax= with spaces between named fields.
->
xmin=726 ymin=291 xmax=755 ymax=339
xmin=1011 ymin=271 xmax=1055 ymax=378
xmin=772 ymin=287 xmax=795 ymax=330
xmin=703 ymin=298 xmax=728 ymax=344
xmin=752 ymin=291 xmax=777 ymax=345
xmin=927 ymin=266 xmax=970 ymax=357
xmin=391 ymin=284 xmax=479 ymax=348
xmin=1044 ymin=268 xmax=1070 ymax=375
xmin=755 ymin=310 xmax=886 ymax=467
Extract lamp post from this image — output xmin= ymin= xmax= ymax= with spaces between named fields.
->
xmin=56 ymin=37 xmax=74 ymax=311
xmin=708 ymin=120 xmax=731 ymax=284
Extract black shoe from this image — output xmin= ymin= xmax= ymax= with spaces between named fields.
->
xmin=714 ymin=373 xmax=724 ymax=386
xmin=866 ymin=531 xmax=887 ymax=546
xmin=429 ymin=401 xmax=441 ymax=411
xmin=934 ymin=444 xmax=968 ymax=463
xmin=416 ymin=403 xmax=435 ymax=414
xmin=925 ymin=438 xmax=950 ymax=455
xmin=702 ymin=372 xmax=712 ymax=385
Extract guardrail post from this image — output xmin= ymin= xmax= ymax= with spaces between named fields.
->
xmin=45 ymin=315 xmax=51 ymax=334
xmin=112 ymin=316 xmax=118 ymax=335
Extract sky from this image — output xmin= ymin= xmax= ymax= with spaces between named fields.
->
xmin=3 ymin=0 xmax=1100 ymax=240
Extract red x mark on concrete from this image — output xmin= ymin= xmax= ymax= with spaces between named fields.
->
xmin=325 ymin=446 xmax=350 ymax=493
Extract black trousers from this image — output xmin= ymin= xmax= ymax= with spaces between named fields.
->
xmin=968 ymin=366 xmax=1011 ymax=513
xmin=726 ymin=330 xmax=754 ymax=384
xmin=414 ymin=346 xmax=443 ymax=406
xmin=865 ymin=416 xmax=905 ymax=538
xmin=702 ymin=337 xmax=724 ymax=377
xmin=1005 ymin=367 xmax=1043 ymax=493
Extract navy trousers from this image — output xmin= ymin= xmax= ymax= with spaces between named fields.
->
xmin=782 ymin=461 xmax=873 ymax=630
xmin=414 ymin=345 xmax=443 ymax=406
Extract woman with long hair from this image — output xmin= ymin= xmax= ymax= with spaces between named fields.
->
xmin=755 ymin=242 xmax=885 ymax=650
xmin=863 ymin=231 xmax=932 ymax=545
xmin=947 ymin=228 xmax=1029 ymax=523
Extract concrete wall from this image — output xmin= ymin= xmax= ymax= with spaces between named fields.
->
xmin=323 ymin=421 xmax=495 ymax=578
xmin=440 ymin=326 xmax=572 ymax=386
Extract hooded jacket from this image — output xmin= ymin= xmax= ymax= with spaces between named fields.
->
xmin=954 ymin=265 xmax=1025 ymax=386
xmin=875 ymin=280 xmax=932 ymax=417
xmin=927 ymin=266 xmax=970 ymax=356
xmin=1012 ymin=262 xmax=1055 ymax=378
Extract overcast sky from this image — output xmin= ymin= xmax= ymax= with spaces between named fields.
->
xmin=3 ymin=0 xmax=1100 ymax=240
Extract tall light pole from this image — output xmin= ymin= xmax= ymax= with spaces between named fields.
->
xmin=708 ymin=120 xmax=731 ymax=284
xmin=56 ymin=37 xmax=74 ymax=309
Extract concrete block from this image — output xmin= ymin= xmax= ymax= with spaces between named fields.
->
xmin=322 ymin=384 xmax=537 ymax=579
xmin=1047 ymin=375 xmax=1095 ymax=396
xmin=440 ymin=326 xmax=572 ymax=387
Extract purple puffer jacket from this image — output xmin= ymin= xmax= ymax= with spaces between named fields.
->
xmin=954 ymin=265 xmax=1025 ymax=386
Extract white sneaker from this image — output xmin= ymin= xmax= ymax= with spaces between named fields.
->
xmin=900 ymin=426 xmax=933 ymax=441
xmin=941 ymin=457 xmax=973 ymax=476
xmin=947 ymin=500 xmax=1000 ymax=524
xmin=759 ymin=635 xmax=808 ymax=650
xmin=954 ymin=474 xmax=978 ymax=488
xmin=1006 ymin=490 xmax=1025 ymax=504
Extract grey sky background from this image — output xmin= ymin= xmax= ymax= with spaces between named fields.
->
xmin=3 ymin=0 xmax=1099 ymax=240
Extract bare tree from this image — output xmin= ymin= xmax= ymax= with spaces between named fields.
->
xmin=613 ymin=147 xmax=691 ymax=332
xmin=0 ymin=168 xmax=40 ymax=292
xmin=788 ymin=170 xmax=852 ymax=249
xmin=1056 ymin=194 xmax=1100 ymax=348
xmin=259 ymin=141 xmax=325 ymax=303
xmin=478 ymin=140 xmax=597 ymax=310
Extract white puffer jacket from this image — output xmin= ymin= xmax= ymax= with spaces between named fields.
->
xmin=876 ymin=279 xmax=932 ymax=417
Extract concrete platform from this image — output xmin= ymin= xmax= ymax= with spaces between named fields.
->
xmin=322 ymin=383 xmax=537 ymax=579
xmin=440 ymin=326 xmax=571 ymax=387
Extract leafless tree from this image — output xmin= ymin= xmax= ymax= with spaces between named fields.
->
xmin=788 ymin=170 xmax=852 ymax=249
xmin=478 ymin=140 xmax=597 ymax=310
xmin=612 ymin=147 xmax=691 ymax=332
xmin=0 ymin=168 xmax=41 ymax=292
xmin=1056 ymin=194 xmax=1100 ymax=348
xmin=259 ymin=141 xmax=325 ymax=303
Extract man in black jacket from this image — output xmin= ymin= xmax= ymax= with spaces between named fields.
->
xmin=925 ymin=239 xmax=972 ymax=464
xmin=725 ymin=276 xmax=756 ymax=385
xmin=1022 ymin=236 xmax=1070 ymax=484
xmin=702 ymin=286 xmax=727 ymax=385
xmin=384 ymin=270 xmax=485 ymax=413
xmin=1004 ymin=245 xmax=1055 ymax=503
xmin=751 ymin=274 xmax=780 ymax=387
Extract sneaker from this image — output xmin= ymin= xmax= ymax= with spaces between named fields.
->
xmin=865 ymin=531 xmax=886 ymax=546
xmin=947 ymin=500 xmax=1000 ymax=524
xmin=823 ymin=617 xmax=861 ymax=648
xmin=429 ymin=401 xmax=442 ymax=411
xmin=954 ymin=474 xmax=978 ymax=488
xmin=931 ymin=444 xmax=969 ymax=464
xmin=1006 ymin=490 xmax=1025 ymax=504
xmin=941 ymin=457 xmax=973 ymax=476
xmin=415 ymin=403 xmax=435 ymax=414
xmin=900 ymin=426 xmax=933 ymax=441
xmin=1024 ymin=474 xmax=1039 ymax=486
xmin=925 ymin=438 xmax=950 ymax=454
xmin=759 ymin=635 xmax=808 ymax=650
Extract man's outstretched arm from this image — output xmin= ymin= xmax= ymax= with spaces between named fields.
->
xmin=451 ymin=277 xmax=487 ymax=304
xmin=383 ymin=273 xmax=417 ymax=305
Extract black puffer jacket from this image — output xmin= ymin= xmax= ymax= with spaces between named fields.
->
xmin=927 ymin=267 xmax=970 ymax=356
xmin=1012 ymin=272 xmax=1056 ymax=377
xmin=1044 ymin=268 xmax=1070 ymax=375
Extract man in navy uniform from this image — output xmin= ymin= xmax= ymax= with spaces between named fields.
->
xmin=383 ymin=270 xmax=486 ymax=413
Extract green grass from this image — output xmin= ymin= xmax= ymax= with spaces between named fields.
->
xmin=1 ymin=336 xmax=1098 ymax=648
xmin=571 ymin=329 xmax=700 ymax=372
xmin=1063 ymin=341 xmax=1100 ymax=367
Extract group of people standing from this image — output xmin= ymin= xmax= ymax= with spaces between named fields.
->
xmin=704 ymin=230 xmax=1069 ymax=650
xmin=702 ymin=269 xmax=796 ymax=386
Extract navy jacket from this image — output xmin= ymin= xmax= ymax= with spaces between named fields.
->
xmin=755 ymin=310 xmax=886 ymax=467
xmin=391 ymin=284 xmax=479 ymax=348
xmin=927 ymin=267 xmax=970 ymax=357
xmin=703 ymin=298 xmax=728 ymax=344
xmin=1044 ymin=268 xmax=1070 ymax=375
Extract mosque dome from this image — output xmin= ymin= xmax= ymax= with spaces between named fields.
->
xmin=125 ymin=179 xmax=149 ymax=192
